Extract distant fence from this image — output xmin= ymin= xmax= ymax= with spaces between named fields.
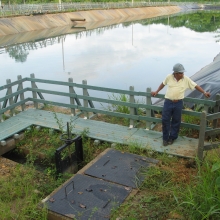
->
xmin=0 ymin=74 xmax=220 ymax=160
xmin=0 ymin=2 xmax=197 ymax=17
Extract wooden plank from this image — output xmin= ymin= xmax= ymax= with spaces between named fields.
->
xmin=17 ymin=109 xmax=78 ymax=130
xmin=205 ymin=128 xmax=220 ymax=137
xmin=0 ymin=88 xmax=28 ymax=103
xmin=0 ymin=99 xmax=28 ymax=114
xmin=27 ymin=78 xmax=141 ymax=95
xmin=204 ymin=143 xmax=220 ymax=151
xmin=0 ymin=117 xmax=31 ymax=141
xmin=207 ymin=112 xmax=220 ymax=121
xmin=0 ymin=109 xmax=202 ymax=158
xmin=0 ymin=78 xmax=27 ymax=92
xmin=125 ymin=129 xmax=198 ymax=158
xmin=71 ymin=118 xmax=138 ymax=144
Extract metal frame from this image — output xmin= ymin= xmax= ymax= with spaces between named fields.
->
xmin=55 ymin=135 xmax=83 ymax=177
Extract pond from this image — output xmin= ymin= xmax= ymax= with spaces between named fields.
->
xmin=0 ymin=11 xmax=220 ymax=102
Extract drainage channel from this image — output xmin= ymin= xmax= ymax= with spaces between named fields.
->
xmin=2 ymin=149 xmax=49 ymax=173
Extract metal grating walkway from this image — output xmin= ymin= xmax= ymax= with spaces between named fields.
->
xmin=0 ymin=109 xmax=200 ymax=158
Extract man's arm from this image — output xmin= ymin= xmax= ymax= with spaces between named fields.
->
xmin=195 ymin=85 xmax=211 ymax=98
xmin=151 ymin=83 xmax=165 ymax=97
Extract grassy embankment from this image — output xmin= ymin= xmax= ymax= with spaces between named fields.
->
xmin=1 ymin=95 xmax=220 ymax=219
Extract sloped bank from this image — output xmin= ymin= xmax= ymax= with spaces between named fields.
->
xmin=0 ymin=6 xmax=180 ymax=36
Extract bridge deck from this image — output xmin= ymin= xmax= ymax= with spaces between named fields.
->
xmin=0 ymin=109 xmax=200 ymax=158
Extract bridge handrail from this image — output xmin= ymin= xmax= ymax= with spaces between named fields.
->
xmin=0 ymin=77 xmax=216 ymax=113
xmin=0 ymin=74 xmax=220 ymax=161
xmin=26 ymin=77 xmax=216 ymax=106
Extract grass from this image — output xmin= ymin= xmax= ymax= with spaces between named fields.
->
xmin=0 ymin=101 xmax=220 ymax=219
xmin=176 ymin=152 xmax=220 ymax=220
xmin=0 ymin=163 xmax=48 ymax=220
xmin=98 ymin=93 xmax=146 ymax=127
xmin=1 ymin=126 xmax=220 ymax=219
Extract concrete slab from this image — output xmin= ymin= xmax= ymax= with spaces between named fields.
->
xmin=84 ymin=148 xmax=159 ymax=188
xmin=45 ymin=174 xmax=130 ymax=220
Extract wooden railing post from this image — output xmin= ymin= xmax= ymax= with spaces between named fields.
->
xmin=6 ymin=79 xmax=15 ymax=116
xmin=204 ymin=94 xmax=209 ymax=113
xmin=210 ymin=93 xmax=220 ymax=142
xmin=146 ymin=87 xmax=151 ymax=130
xmin=0 ymin=102 xmax=2 ymax=122
xmin=17 ymin=75 xmax=25 ymax=111
xmin=197 ymin=111 xmax=207 ymax=161
xmin=129 ymin=86 xmax=134 ymax=128
xmin=68 ymin=78 xmax=75 ymax=116
xmin=212 ymin=94 xmax=220 ymax=136
xmin=83 ymin=80 xmax=88 ymax=119
xmin=30 ymin=73 xmax=38 ymax=109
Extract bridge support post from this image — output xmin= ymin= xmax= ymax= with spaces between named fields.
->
xmin=83 ymin=80 xmax=89 ymax=119
xmin=197 ymin=111 xmax=207 ymax=161
xmin=129 ymin=86 xmax=134 ymax=128
xmin=6 ymin=79 xmax=15 ymax=116
xmin=69 ymin=78 xmax=75 ymax=116
xmin=17 ymin=75 xmax=25 ymax=111
xmin=30 ymin=73 xmax=38 ymax=109
xmin=146 ymin=87 xmax=151 ymax=130
xmin=212 ymin=93 xmax=220 ymax=142
xmin=0 ymin=102 xmax=2 ymax=122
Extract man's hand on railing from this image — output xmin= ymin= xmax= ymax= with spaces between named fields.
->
xmin=204 ymin=92 xmax=211 ymax=98
xmin=151 ymin=91 xmax=158 ymax=97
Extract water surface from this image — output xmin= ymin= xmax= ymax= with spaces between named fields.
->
xmin=0 ymin=12 xmax=220 ymax=101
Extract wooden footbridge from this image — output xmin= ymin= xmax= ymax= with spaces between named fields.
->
xmin=0 ymin=74 xmax=220 ymax=160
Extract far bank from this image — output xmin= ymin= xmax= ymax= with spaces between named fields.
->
xmin=0 ymin=6 xmax=180 ymax=36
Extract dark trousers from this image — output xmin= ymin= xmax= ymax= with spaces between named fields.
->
xmin=162 ymin=99 xmax=183 ymax=141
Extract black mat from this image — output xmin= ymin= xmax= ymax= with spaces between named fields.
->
xmin=46 ymin=174 xmax=130 ymax=220
xmin=84 ymin=149 xmax=159 ymax=188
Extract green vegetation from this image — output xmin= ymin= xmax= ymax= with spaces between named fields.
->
xmin=1 ymin=0 xmax=220 ymax=5
xmin=146 ymin=11 xmax=220 ymax=33
xmin=0 ymin=164 xmax=48 ymax=220
xmin=0 ymin=124 xmax=220 ymax=219
xmin=177 ymin=156 xmax=220 ymax=219
xmin=112 ymin=150 xmax=220 ymax=219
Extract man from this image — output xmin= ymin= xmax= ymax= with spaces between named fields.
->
xmin=151 ymin=63 xmax=211 ymax=146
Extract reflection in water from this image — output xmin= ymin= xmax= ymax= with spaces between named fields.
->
xmin=2 ymin=24 xmax=121 ymax=63
xmin=5 ymin=11 xmax=220 ymax=64
xmin=0 ymin=10 xmax=220 ymax=102
xmin=0 ymin=48 xmax=4 ymax=54
xmin=215 ymin=30 xmax=220 ymax=42
xmin=4 ymin=36 xmax=66 ymax=63
xmin=149 ymin=11 xmax=220 ymax=33
xmin=5 ymin=45 xmax=29 ymax=63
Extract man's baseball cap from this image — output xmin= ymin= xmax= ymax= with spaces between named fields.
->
xmin=173 ymin=63 xmax=186 ymax=73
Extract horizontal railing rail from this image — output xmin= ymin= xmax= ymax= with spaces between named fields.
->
xmin=0 ymin=74 xmax=219 ymax=161
xmin=0 ymin=75 xmax=217 ymax=123
xmin=0 ymin=2 xmax=206 ymax=17
xmin=26 ymin=77 xmax=216 ymax=106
